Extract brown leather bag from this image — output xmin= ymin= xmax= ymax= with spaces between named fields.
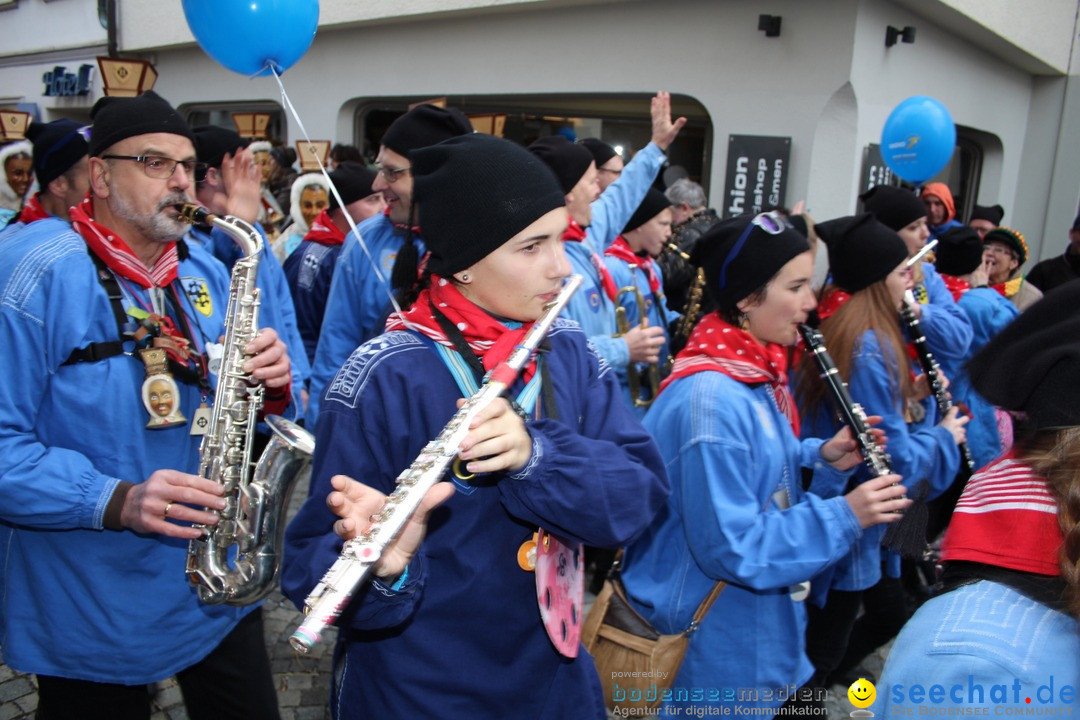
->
xmin=582 ymin=569 xmax=724 ymax=713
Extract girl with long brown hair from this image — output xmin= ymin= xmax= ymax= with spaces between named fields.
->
xmin=796 ymin=213 xmax=968 ymax=690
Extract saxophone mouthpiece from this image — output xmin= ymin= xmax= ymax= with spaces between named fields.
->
xmin=174 ymin=203 xmax=215 ymax=226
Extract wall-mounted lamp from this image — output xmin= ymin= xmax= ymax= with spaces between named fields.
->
xmin=885 ymin=26 xmax=917 ymax=47
xmin=232 ymin=112 xmax=273 ymax=140
xmin=758 ymin=14 xmax=782 ymax=38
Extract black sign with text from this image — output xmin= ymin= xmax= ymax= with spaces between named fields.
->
xmin=723 ymin=135 xmax=790 ymax=219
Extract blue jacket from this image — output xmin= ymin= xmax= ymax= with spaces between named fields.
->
xmin=186 ymin=223 xmax=308 ymax=422
xmin=307 ymin=212 xmax=419 ymax=420
xmin=603 ymin=254 xmax=679 ymax=414
xmin=282 ymin=319 xmax=669 ymax=719
xmin=911 ymin=263 xmax=973 ymax=367
xmin=282 ymin=239 xmax=343 ymax=369
xmin=801 ymin=330 xmax=960 ymax=595
xmin=0 ymin=218 xmax=256 ymax=683
xmin=561 ymin=143 xmax=667 ymax=373
xmin=939 ymin=287 xmax=1019 ymax=470
xmin=622 ymin=372 xmax=860 ymax=712
xmin=873 ymin=581 xmax=1079 ymax=714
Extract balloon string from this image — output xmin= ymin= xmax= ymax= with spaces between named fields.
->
xmin=269 ymin=64 xmax=407 ymax=326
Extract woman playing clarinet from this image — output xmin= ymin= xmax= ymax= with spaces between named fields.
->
xmin=796 ymin=213 xmax=969 ymax=693
xmin=281 ymin=134 xmax=669 ymax=719
xmin=621 ymin=212 xmax=909 ymax=716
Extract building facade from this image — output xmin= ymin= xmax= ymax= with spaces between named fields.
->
xmin=2 ymin=0 xmax=1079 ymax=264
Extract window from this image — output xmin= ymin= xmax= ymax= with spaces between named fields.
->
xmin=180 ymin=102 xmax=286 ymax=145
xmin=351 ymin=93 xmax=713 ymax=192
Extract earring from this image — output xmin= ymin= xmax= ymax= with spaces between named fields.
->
xmin=460 ymin=273 xmax=470 ymax=283
xmin=739 ymin=312 xmax=750 ymax=331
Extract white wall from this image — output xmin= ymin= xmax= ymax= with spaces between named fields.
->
xmin=0 ymin=0 xmax=106 ymax=58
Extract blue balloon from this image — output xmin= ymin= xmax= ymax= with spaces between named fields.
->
xmin=880 ymin=96 xmax=956 ymax=183
xmin=182 ymin=0 xmax=319 ymax=76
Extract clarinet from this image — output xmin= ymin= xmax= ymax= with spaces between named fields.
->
xmin=798 ymin=324 xmax=892 ymax=476
xmin=899 ymin=290 xmax=975 ymax=473
xmin=289 ymin=274 xmax=583 ymax=652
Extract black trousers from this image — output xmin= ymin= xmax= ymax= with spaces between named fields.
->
xmin=36 ymin=607 xmax=280 ymax=720
xmin=803 ymin=588 xmax=864 ymax=687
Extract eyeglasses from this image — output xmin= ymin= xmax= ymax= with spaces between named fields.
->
xmin=984 ymin=243 xmax=1015 ymax=258
xmin=101 ymin=154 xmax=206 ymax=180
xmin=375 ymin=164 xmax=411 ymax=183
xmin=719 ymin=211 xmax=792 ymax=289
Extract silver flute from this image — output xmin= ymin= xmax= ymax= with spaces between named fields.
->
xmin=290 ymin=274 xmax=583 ymax=652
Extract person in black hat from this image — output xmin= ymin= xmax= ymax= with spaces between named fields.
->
xmin=796 ymin=213 xmax=968 ymax=696
xmin=0 ymin=119 xmax=89 ymax=233
xmin=1026 ymin=211 xmax=1080 ymax=294
xmin=618 ymin=210 xmax=908 ymax=715
xmin=860 ymin=184 xmax=973 ymax=368
xmin=528 ymin=93 xmax=686 ymax=396
xmin=579 ymin=137 xmax=624 ymax=192
xmin=874 ymin=280 xmax=1080 ymax=715
xmin=284 ymin=162 xmax=385 ymax=367
xmin=602 ymin=187 xmax=678 ymax=413
xmin=967 ymin=202 xmax=1004 ymax=239
xmin=282 ymin=132 xmax=668 ymax=720
xmin=0 ymin=90 xmax=290 ymax=718
xmin=190 ymin=124 xmax=311 ymax=430
xmin=307 ymin=103 xmax=474 ymax=422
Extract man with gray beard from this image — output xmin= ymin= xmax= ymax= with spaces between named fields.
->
xmin=0 ymin=91 xmax=290 ymax=719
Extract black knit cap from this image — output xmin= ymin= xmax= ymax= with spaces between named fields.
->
xmin=579 ymin=137 xmax=618 ymax=167
xmin=934 ymin=226 xmax=984 ymax=277
xmin=327 ymin=161 xmax=377 ymax=211
xmin=968 ymin=279 xmax=1080 ymax=429
xmin=970 ymin=204 xmax=1004 ymax=225
xmin=528 ymin=136 xmax=594 ymax=194
xmin=817 ymin=213 xmax=909 ymax=293
xmin=192 ymin=125 xmax=250 ymax=169
xmin=380 ymin=104 xmax=473 ymax=158
xmin=412 ymin=133 xmax=565 ymax=277
xmin=88 ymin=90 xmax=194 ymax=158
xmin=624 ymin=188 xmax=671 ymax=234
xmin=859 ymin=184 xmax=927 ymax=232
xmin=690 ymin=212 xmax=810 ymax=310
xmin=26 ymin=118 xmax=88 ymax=187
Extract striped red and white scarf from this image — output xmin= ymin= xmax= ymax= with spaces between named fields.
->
xmin=942 ymin=453 xmax=1062 ymax=576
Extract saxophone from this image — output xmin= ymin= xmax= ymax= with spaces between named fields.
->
xmin=290 ymin=274 xmax=583 ymax=652
xmin=175 ymin=203 xmax=316 ymax=606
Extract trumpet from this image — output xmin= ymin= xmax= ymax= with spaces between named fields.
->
xmin=613 ymin=285 xmax=661 ymax=409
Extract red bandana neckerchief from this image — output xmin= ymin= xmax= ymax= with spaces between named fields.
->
xmin=816 ymin=287 xmax=852 ymax=322
xmin=385 ymin=275 xmax=541 ymax=383
xmin=303 ymin=209 xmax=346 ymax=246
xmin=941 ymin=274 xmax=971 ymax=302
xmin=563 ymin=219 xmax=618 ymax=301
xmin=16 ymin=193 xmax=50 ymax=224
xmin=604 ymin=236 xmax=661 ymax=295
xmin=70 ymin=196 xmax=179 ymax=288
xmin=662 ymin=313 xmax=800 ymax=435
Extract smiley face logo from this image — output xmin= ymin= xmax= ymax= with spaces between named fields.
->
xmin=848 ymin=677 xmax=876 ymax=709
